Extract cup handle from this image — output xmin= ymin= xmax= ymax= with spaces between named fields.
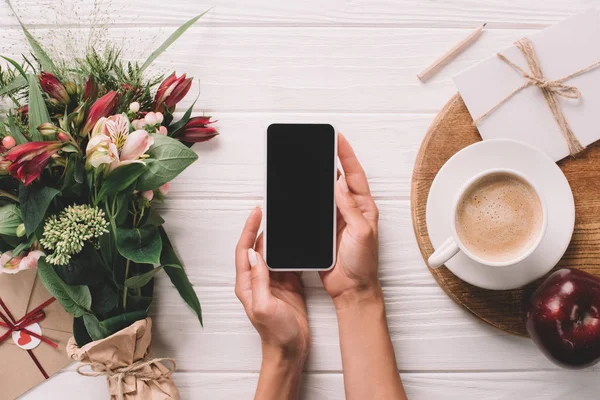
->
xmin=428 ymin=237 xmax=460 ymax=269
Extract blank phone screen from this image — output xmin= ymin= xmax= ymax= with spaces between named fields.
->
xmin=266 ymin=124 xmax=336 ymax=269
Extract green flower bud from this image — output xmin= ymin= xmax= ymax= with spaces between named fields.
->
xmin=16 ymin=223 xmax=26 ymax=237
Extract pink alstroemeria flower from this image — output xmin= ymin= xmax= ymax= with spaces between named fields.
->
xmin=86 ymin=114 xmax=154 ymax=171
xmin=0 ymin=250 xmax=45 ymax=274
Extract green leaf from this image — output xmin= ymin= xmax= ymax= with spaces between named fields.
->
xmin=6 ymin=0 xmax=57 ymax=73
xmin=116 ymin=225 xmax=162 ymax=264
xmin=90 ymin=284 xmax=119 ymax=316
xmin=96 ymin=310 xmax=148 ymax=338
xmin=159 ymin=226 xmax=202 ymax=325
xmin=168 ymin=92 xmax=199 ymax=136
xmin=136 ymin=134 xmax=198 ymax=191
xmin=142 ymin=207 xmax=165 ymax=227
xmin=1 ymin=56 xmax=27 ymax=80
xmin=140 ymin=10 xmax=210 ymax=72
xmin=125 ymin=263 xmax=181 ymax=289
xmin=54 ymin=244 xmax=107 ymax=286
xmin=0 ymin=75 xmax=27 ymax=97
xmin=73 ymin=316 xmax=93 ymax=347
xmin=82 ymin=313 xmax=109 ymax=341
xmin=124 ymin=265 xmax=164 ymax=289
xmin=95 ymin=163 xmax=147 ymax=205
xmin=19 ymin=184 xmax=60 ymax=236
xmin=37 ymin=257 xmax=92 ymax=318
xmin=7 ymin=114 xmax=28 ymax=145
xmin=0 ymin=204 xmax=21 ymax=236
xmin=127 ymin=295 xmax=153 ymax=313
xmin=27 ymin=74 xmax=51 ymax=141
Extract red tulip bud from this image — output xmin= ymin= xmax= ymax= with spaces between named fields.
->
xmin=17 ymin=105 xmax=28 ymax=116
xmin=178 ymin=116 xmax=219 ymax=143
xmin=83 ymin=76 xmax=98 ymax=101
xmin=153 ymin=72 xmax=192 ymax=113
xmin=81 ymin=91 xmax=120 ymax=135
xmin=39 ymin=72 xmax=70 ymax=105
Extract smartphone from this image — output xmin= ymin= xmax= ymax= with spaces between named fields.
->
xmin=265 ymin=123 xmax=337 ymax=271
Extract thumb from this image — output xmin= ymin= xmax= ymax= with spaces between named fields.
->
xmin=248 ymin=248 xmax=272 ymax=316
xmin=336 ymin=175 xmax=368 ymax=228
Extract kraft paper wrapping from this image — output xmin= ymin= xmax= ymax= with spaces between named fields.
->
xmin=0 ymin=269 xmax=73 ymax=400
xmin=67 ymin=318 xmax=180 ymax=400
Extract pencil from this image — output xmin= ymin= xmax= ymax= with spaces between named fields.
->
xmin=417 ymin=23 xmax=487 ymax=82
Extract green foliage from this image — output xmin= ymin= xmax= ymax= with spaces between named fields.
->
xmin=136 ymin=134 xmax=198 ymax=191
xmin=18 ymin=184 xmax=60 ymax=236
xmin=6 ymin=114 xmax=28 ymax=145
xmin=116 ymin=225 xmax=162 ymax=265
xmin=54 ymin=244 xmax=108 ymax=286
xmin=95 ymin=163 xmax=147 ymax=205
xmin=27 ymin=74 xmax=52 ymax=141
xmin=0 ymin=204 xmax=22 ymax=236
xmin=125 ymin=264 xmax=180 ymax=289
xmin=37 ymin=257 xmax=92 ymax=318
xmin=160 ymin=226 xmax=203 ymax=325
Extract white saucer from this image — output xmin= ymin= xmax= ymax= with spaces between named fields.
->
xmin=426 ymin=139 xmax=575 ymax=290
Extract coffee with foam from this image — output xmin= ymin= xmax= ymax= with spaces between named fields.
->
xmin=455 ymin=172 xmax=543 ymax=263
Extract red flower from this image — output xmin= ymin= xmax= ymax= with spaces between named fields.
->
xmin=17 ymin=104 xmax=28 ymax=116
xmin=153 ymin=72 xmax=192 ymax=113
xmin=81 ymin=91 xmax=120 ymax=135
xmin=178 ymin=116 xmax=219 ymax=143
xmin=5 ymin=141 xmax=62 ymax=185
xmin=83 ymin=76 xmax=98 ymax=101
xmin=39 ymin=72 xmax=70 ymax=105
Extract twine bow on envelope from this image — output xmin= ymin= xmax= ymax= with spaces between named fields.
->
xmin=473 ymin=37 xmax=600 ymax=156
xmin=0 ymin=296 xmax=58 ymax=379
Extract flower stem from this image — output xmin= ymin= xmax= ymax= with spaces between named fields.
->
xmin=123 ymin=258 xmax=131 ymax=310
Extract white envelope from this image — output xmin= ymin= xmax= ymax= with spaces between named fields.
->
xmin=454 ymin=10 xmax=600 ymax=162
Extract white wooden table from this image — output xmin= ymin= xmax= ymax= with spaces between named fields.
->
xmin=7 ymin=0 xmax=599 ymax=398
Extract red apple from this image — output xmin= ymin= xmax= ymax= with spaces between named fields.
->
xmin=526 ymin=268 xmax=600 ymax=369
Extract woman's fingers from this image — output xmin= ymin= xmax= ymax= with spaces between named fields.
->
xmin=236 ymin=207 xmax=262 ymax=273
xmin=248 ymin=248 xmax=275 ymax=319
xmin=335 ymin=175 xmax=370 ymax=231
xmin=337 ymin=133 xmax=371 ymax=196
xmin=235 ymin=207 xmax=262 ymax=306
xmin=255 ymin=232 xmax=264 ymax=257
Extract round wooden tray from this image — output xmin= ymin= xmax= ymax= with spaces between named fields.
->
xmin=411 ymin=93 xmax=600 ymax=336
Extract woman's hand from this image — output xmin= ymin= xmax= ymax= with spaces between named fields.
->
xmin=320 ymin=134 xmax=381 ymax=305
xmin=235 ymin=206 xmax=310 ymax=362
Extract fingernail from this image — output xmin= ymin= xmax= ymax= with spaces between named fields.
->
xmin=248 ymin=248 xmax=258 ymax=267
xmin=338 ymin=175 xmax=349 ymax=193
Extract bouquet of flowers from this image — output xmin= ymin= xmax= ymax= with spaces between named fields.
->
xmin=0 ymin=4 xmax=215 ymax=397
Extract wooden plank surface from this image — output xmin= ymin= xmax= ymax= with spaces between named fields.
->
xmin=1 ymin=0 xmax=596 ymax=28
xmin=7 ymin=0 xmax=599 ymax=398
xmin=23 ymin=370 xmax=600 ymax=400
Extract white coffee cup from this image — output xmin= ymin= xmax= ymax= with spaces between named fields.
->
xmin=427 ymin=168 xmax=548 ymax=269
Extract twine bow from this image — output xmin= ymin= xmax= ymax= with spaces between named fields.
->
xmin=473 ymin=37 xmax=600 ymax=156
xmin=0 ymin=297 xmax=58 ymax=379
xmin=76 ymin=357 xmax=176 ymax=400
